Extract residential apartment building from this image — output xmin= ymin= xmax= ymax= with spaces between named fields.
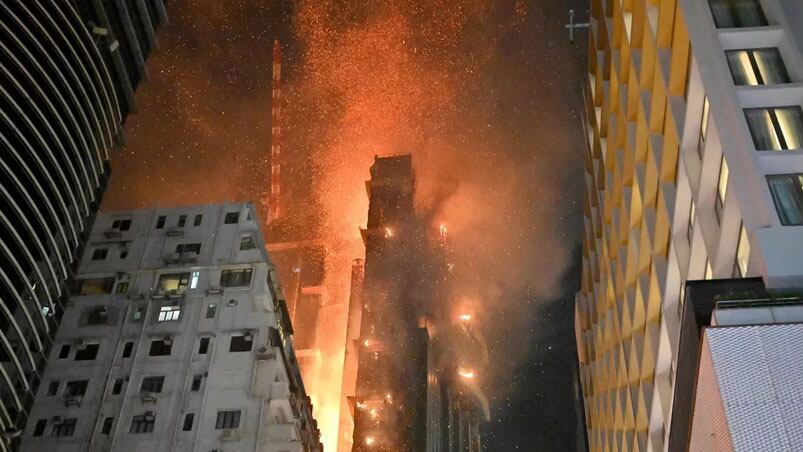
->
xmin=0 ymin=1 xmax=166 ymax=448
xmin=575 ymin=0 xmax=803 ymax=450
xmin=20 ymin=203 xmax=322 ymax=452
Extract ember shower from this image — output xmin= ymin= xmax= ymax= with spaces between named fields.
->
xmin=105 ymin=0 xmax=586 ymax=449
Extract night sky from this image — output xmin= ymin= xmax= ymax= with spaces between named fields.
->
xmin=103 ymin=0 xmax=589 ymax=450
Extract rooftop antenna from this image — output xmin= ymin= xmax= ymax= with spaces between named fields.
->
xmin=565 ymin=9 xmax=590 ymax=44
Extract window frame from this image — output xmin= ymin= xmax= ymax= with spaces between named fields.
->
xmin=745 ymin=106 xmax=803 ymax=151
xmin=725 ymin=48 xmax=790 ymax=86
xmin=215 ymin=410 xmax=241 ymax=429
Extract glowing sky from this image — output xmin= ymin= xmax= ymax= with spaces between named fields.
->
xmin=104 ymin=0 xmax=588 ymax=449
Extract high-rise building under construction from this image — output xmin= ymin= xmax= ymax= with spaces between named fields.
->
xmin=575 ymin=0 xmax=803 ymax=450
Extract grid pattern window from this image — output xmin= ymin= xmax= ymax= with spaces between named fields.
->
xmin=141 ymin=376 xmax=165 ymax=393
xmin=745 ymin=107 xmax=803 ymax=151
xmin=768 ymin=175 xmax=803 ymax=225
xmin=157 ymin=273 xmax=191 ymax=294
xmin=726 ymin=48 xmax=790 ymax=85
xmin=215 ymin=410 xmax=241 ymax=429
xmin=52 ymin=418 xmax=77 ymax=437
xmin=716 ymin=157 xmax=729 ymax=222
xmin=220 ymin=269 xmax=252 ymax=287
xmin=158 ymin=305 xmax=181 ymax=322
xmin=130 ymin=413 xmax=155 ymax=433
xmin=736 ymin=224 xmax=751 ymax=276
xmin=708 ymin=0 xmax=768 ymax=28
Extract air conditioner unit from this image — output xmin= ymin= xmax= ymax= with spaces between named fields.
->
xmin=256 ymin=346 xmax=274 ymax=361
xmin=140 ymin=392 xmax=157 ymax=403
xmin=64 ymin=395 xmax=82 ymax=406
xmin=220 ymin=428 xmax=241 ymax=442
xmin=163 ymin=336 xmax=172 ymax=346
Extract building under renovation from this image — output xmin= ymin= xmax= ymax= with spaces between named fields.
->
xmin=344 ymin=155 xmax=487 ymax=452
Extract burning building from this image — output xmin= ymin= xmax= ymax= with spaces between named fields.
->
xmin=342 ymin=155 xmax=487 ymax=451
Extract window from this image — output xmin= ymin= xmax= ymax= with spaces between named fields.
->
xmin=156 ymin=216 xmax=166 ymax=229
xmin=87 ymin=306 xmax=109 ymax=325
xmin=240 ymin=234 xmax=256 ymax=250
xmin=119 ymin=219 xmax=132 ymax=231
xmin=52 ymin=418 xmax=77 ymax=437
xmin=229 ymin=334 xmax=253 ymax=352
xmin=47 ymin=381 xmax=59 ymax=396
xmin=149 ymin=339 xmax=172 ymax=357
xmin=726 ymin=48 xmax=790 ymax=86
xmin=224 ymin=212 xmax=239 ymax=224
xmin=215 ymin=410 xmax=241 ymax=429
xmin=58 ymin=344 xmax=70 ymax=359
xmin=191 ymin=375 xmax=202 ymax=391
xmin=141 ymin=376 xmax=164 ymax=393
xmin=183 ymin=413 xmax=194 ymax=431
xmin=72 ymin=277 xmax=116 ymax=296
xmin=65 ymin=380 xmax=88 ymax=396
xmin=157 ymin=273 xmax=191 ymax=293
xmin=768 ymin=174 xmax=803 ymax=225
xmin=708 ymin=0 xmax=767 ymax=28
xmin=716 ymin=157 xmax=729 ymax=222
xmin=705 ymin=259 xmax=714 ymax=280
xmin=745 ymin=107 xmax=803 ymax=151
xmin=206 ymin=303 xmax=217 ymax=319
xmin=190 ymin=271 xmax=200 ymax=290
xmin=33 ymin=419 xmax=46 ymax=437
xmin=178 ymin=215 xmax=187 ymax=227
xmin=736 ymin=224 xmax=751 ymax=276
xmin=133 ymin=307 xmax=145 ymax=322
xmin=198 ymin=337 xmax=210 ymax=355
xmin=92 ymin=248 xmax=108 ymax=261
xmin=122 ymin=342 xmax=134 ymax=358
xmin=158 ymin=306 xmax=181 ymax=322
xmin=115 ymin=281 xmax=129 ymax=294
xmin=75 ymin=344 xmax=100 ymax=361
xmin=130 ymin=413 xmax=155 ymax=433
xmin=698 ymin=97 xmax=710 ymax=159
xmin=112 ymin=378 xmax=124 ymax=395
xmin=120 ymin=248 xmax=129 ymax=259
xmin=220 ymin=269 xmax=252 ymax=287
xmin=193 ymin=214 xmax=203 ymax=226
xmin=175 ymin=243 xmax=201 ymax=254
xmin=101 ymin=417 xmax=114 ymax=435
xmin=687 ymin=200 xmax=696 ymax=244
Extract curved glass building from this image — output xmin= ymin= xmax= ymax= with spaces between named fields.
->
xmin=0 ymin=0 xmax=166 ymax=448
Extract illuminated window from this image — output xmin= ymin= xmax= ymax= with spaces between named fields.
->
xmin=715 ymin=156 xmax=729 ymax=222
xmin=157 ymin=273 xmax=191 ymax=293
xmin=745 ymin=107 xmax=803 ymax=151
xmin=726 ymin=48 xmax=790 ymax=86
xmin=767 ymin=174 xmax=803 ymax=225
xmin=698 ymin=97 xmax=710 ymax=159
xmin=704 ymin=259 xmax=713 ymax=280
xmin=190 ymin=271 xmax=200 ymax=290
xmin=72 ymin=277 xmax=115 ymax=296
xmin=158 ymin=306 xmax=181 ymax=322
xmin=708 ymin=0 xmax=767 ymax=28
xmin=736 ymin=224 xmax=750 ymax=276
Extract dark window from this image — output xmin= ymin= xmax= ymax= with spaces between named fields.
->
xmin=224 ymin=212 xmax=239 ymax=224
xmin=708 ymin=0 xmax=767 ymax=28
xmin=198 ymin=337 xmax=210 ymax=355
xmin=33 ymin=419 xmax=46 ymax=437
xmin=215 ymin=410 xmax=241 ymax=429
xmin=101 ymin=417 xmax=114 ymax=435
xmin=177 ymin=215 xmax=187 ymax=227
xmin=768 ymin=174 xmax=803 ymax=225
xmin=116 ymin=281 xmax=129 ymax=294
xmin=72 ymin=277 xmax=116 ymax=296
xmin=140 ymin=376 xmax=164 ymax=393
xmin=65 ymin=380 xmax=88 ymax=396
xmin=149 ymin=339 xmax=172 ymax=357
xmin=157 ymin=273 xmax=191 ymax=293
xmin=119 ymin=219 xmax=132 ymax=231
xmin=120 ymin=249 xmax=129 ymax=259
xmin=59 ymin=345 xmax=71 ymax=359
xmin=182 ymin=413 xmax=194 ymax=431
xmin=75 ymin=344 xmax=100 ymax=361
xmin=122 ymin=342 xmax=134 ymax=358
xmin=229 ymin=335 xmax=253 ymax=353
xmin=156 ymin=216 xmax=166 ymax=229
xmin=240 ymin=235 xmax=256 ymax=250
xmin=175 ymin=243 xmax=202 ymax=254
xmin=92 ymin=248 xmax=108 ymax=260
xmin=206 ymin=303 xmax=217 ymax=319
xmin=130 ymin=413 xmax=155 ymax=433
xmin=220 ymin=269 xmax=252 ymax=287
xmin=52 ymin=418 xmax=77 ymax=437
xmin=193 ymin=214 xmax=203 ymax=226
xmin=112 ymin=220 xmax=120 ymax=229
xmin=745 ymin=107 xmax=803 ymax=151
xmin=112 ymin=378 xmax=124 ymax=395
xmin=47 ymin=381 xmax=59 ymax=396
xmin=727 ymin=48 xmax=790 ymax=86
xmin=191 ymin=375 xmax=202 ymax=391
